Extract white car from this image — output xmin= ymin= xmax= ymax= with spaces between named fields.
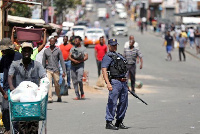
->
xmin=86 ymin=4 xmax=93 ymax=12
xmin=84 ymin=28 xmax=106 ymax=47
xmin=97 ymin=8 xmax=107 ymax=19
xmin=119 ymin=12 xmax=127 ymax=19
xmin=71 ymin=26 xmax=87 ymax=41
xmin=112 ymin=21 xmax=128 ymax=36
xmin=115 ymin=3 xmax=125 ymax=13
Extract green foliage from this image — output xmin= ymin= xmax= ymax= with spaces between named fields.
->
xmin=54 ymin=0 xmax=82 ymax=15
xmin=8 ymin=3 xmax=32 ymax=18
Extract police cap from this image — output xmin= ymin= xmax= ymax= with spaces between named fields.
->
xmin=108 ymin=39 xmax=119 ymax=46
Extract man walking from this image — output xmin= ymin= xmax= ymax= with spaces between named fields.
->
xmin=95 ymin=37 xmax=107 ymax=76
xmin=164 ymin=31 xmax=174 ymax=61
xmin=0 ymin=38 xmax=22 ymax=134
xmin=178 ymin=33 xmax=186 ymax=61
xmin=124 ymin=40 xmax=143 ymax=93
xmin=102 ymin=39 xmax=129 ymax=130
xmin=104 ymin=25 xmax=110 ymax=39
xmin=8 ymin=42 xmax=46 ymax=134
xmin=124 ymin=35 xmax=139 ymax=50
xmin=42 ymin=37 xmax=66 ymax=103
xmin=60 ymin=36 xmax=73 ymax=89
xmin=68 ymin=36 xmax=88 ymax=100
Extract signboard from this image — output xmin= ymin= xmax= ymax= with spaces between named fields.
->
xmin=150 ymin=0 xmax=162 ymax=3
xmin=48 ymin=7 xmax=54 ymax=16
xmin=179 ymin=1 xmax=198 ymax=13
xmin=32 ymin=5 xmax=41 ymax=19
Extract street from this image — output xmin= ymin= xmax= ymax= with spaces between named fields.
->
xmin=45 ymin=3 xmax=200 ymax=134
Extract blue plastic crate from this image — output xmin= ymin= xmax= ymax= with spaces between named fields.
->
xmin=8 ymin=90 xmax=48 ymax=121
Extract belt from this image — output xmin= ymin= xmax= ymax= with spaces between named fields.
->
xmin=112 ymin=78 xmax=127 ymax=82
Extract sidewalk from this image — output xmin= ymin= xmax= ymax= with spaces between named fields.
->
xmin=184 ymin=46 xmax=200 ymax=60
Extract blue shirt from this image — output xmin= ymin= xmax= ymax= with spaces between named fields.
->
xmin=0 ymin=52 xmax=22 ymax=91
xmin=178 ymin=37 xmax=186 ymax=48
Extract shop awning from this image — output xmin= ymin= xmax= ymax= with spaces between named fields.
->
xmin=9 ymin=0 xmax=41 ymax=5
xmin=174 ymin=11 xmax=200 ymax=17
xmin=8 ymin=15 xmax=45 ymax=26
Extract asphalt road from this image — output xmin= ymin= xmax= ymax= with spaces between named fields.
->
xmin=45 ymin=3 xmax=200 ymax=134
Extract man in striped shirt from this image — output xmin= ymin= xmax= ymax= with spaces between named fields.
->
xmin=124 ymin=40 xmax=143 ymax=93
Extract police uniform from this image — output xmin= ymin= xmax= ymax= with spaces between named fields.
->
xmin=101 ymin=39 xmax=128 ymax=130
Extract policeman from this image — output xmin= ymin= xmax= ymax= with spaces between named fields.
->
xmin=102 ymin=39 xmax=129 ymax=130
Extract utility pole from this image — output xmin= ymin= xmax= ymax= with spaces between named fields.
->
xmin=0 ymin=0 xmax=3 ymax=40
xmin=51 ymin=0 xmax=53 ymax=23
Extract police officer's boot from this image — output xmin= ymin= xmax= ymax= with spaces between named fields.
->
xmin=115 ymin=120 xmax=128 ymax=129
xmin=106 ymin=121 xmax=119 ymax=130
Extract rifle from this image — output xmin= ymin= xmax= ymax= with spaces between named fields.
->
xmin=128 ymin=89 xmax=148 ymax=105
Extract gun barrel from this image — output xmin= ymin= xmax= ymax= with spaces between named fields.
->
xmin=128 ymin=89 xmax=148 ymax=105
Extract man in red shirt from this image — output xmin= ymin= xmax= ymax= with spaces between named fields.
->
xmin=95 ymin=37 xmax=107 ymax=76
xmin=60 ymin=36 xmax=73 ymax=88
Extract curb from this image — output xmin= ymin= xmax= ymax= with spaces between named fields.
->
xmin=185 ymin=50 xmax=200 ymax=60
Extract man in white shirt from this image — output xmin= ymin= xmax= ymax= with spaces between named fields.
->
xmin=124 ymin=35 xmax=139 ymax=50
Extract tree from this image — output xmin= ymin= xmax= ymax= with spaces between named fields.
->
xmin=54 ymin=0 xmax=81 ymax=15
xmin=8 ymin=3 xmax=32 ymax=18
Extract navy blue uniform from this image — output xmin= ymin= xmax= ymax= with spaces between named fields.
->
xmin=102 ymin=51 xmax=128 ymax=122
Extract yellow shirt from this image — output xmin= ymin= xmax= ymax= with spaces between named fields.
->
xmin=181 ymin=32 xmax=187 ymax=38
xmin=0 ymin=51 xmax=2 ymax=58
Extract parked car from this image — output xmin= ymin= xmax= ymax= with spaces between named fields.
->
xmin=112 ymin=21 xmax=128 ymax=36
xmin=119 ymin=12 xmax=127 ymax=19
xmin=72 ymin=26 xmax=87 ymax=40
xmin=84 ymin=28 xmax=106 ymax=47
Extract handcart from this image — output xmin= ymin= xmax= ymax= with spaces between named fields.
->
xmin=8 ymin=89 xmax=48 ymax=134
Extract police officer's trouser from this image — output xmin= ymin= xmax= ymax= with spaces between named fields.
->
xmin=105 ymin=79 xmax=128 ymax=121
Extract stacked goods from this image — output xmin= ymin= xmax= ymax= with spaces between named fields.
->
xmin=10 ymin=77 xmax=50 ymax=102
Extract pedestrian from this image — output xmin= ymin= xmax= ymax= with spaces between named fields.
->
xmin=11 ymin=27 xmax=20 ymax=51
xmin=194 ymin=29 xmax=200 ymax=54
xmin=188 ymin=27 xmax=195 ymax=49
xmin=104 ymin=25 xmax=110 ymax=39
xmin=102 ymin=39 xmax=129 ymax=130
xmin=111 ymin=10 xmax=115 ymax=17
xmin=95 ymin=37 xmax=107 ymax=76
xmin=124 ymin=40 xmax=143 ymax=93
xmin=178 ymin=33 xmax=186 ymax=61
xmin=42 ymin=37 xmax=66 ymax=103
xmin=8 ymin=42 xmax=46 ymax=134
xmin=140 ymin=22 xmax=144 ymax=34
xmin=68 ymin=36 xmax=88 ymax=100
xmin=124 ymin=35 xmax=139 ymax=50
xmin=69 ymin=31 xmax=76 ymax=46
xmin=164 ymin=31 xmax=174 ymax=61
xmin=0 ymin=38 xmax=22 ymax=134
xmin=60 ymin=36 xmax=73 ymax=89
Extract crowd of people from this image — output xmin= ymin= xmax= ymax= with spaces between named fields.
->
xmin=0 ymin=23 xmax=144 ymax=132
xmin=163 ymin=23 xmax=200 ymax=61
xmin=0 ymin=27 xmax=90 ymax=133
